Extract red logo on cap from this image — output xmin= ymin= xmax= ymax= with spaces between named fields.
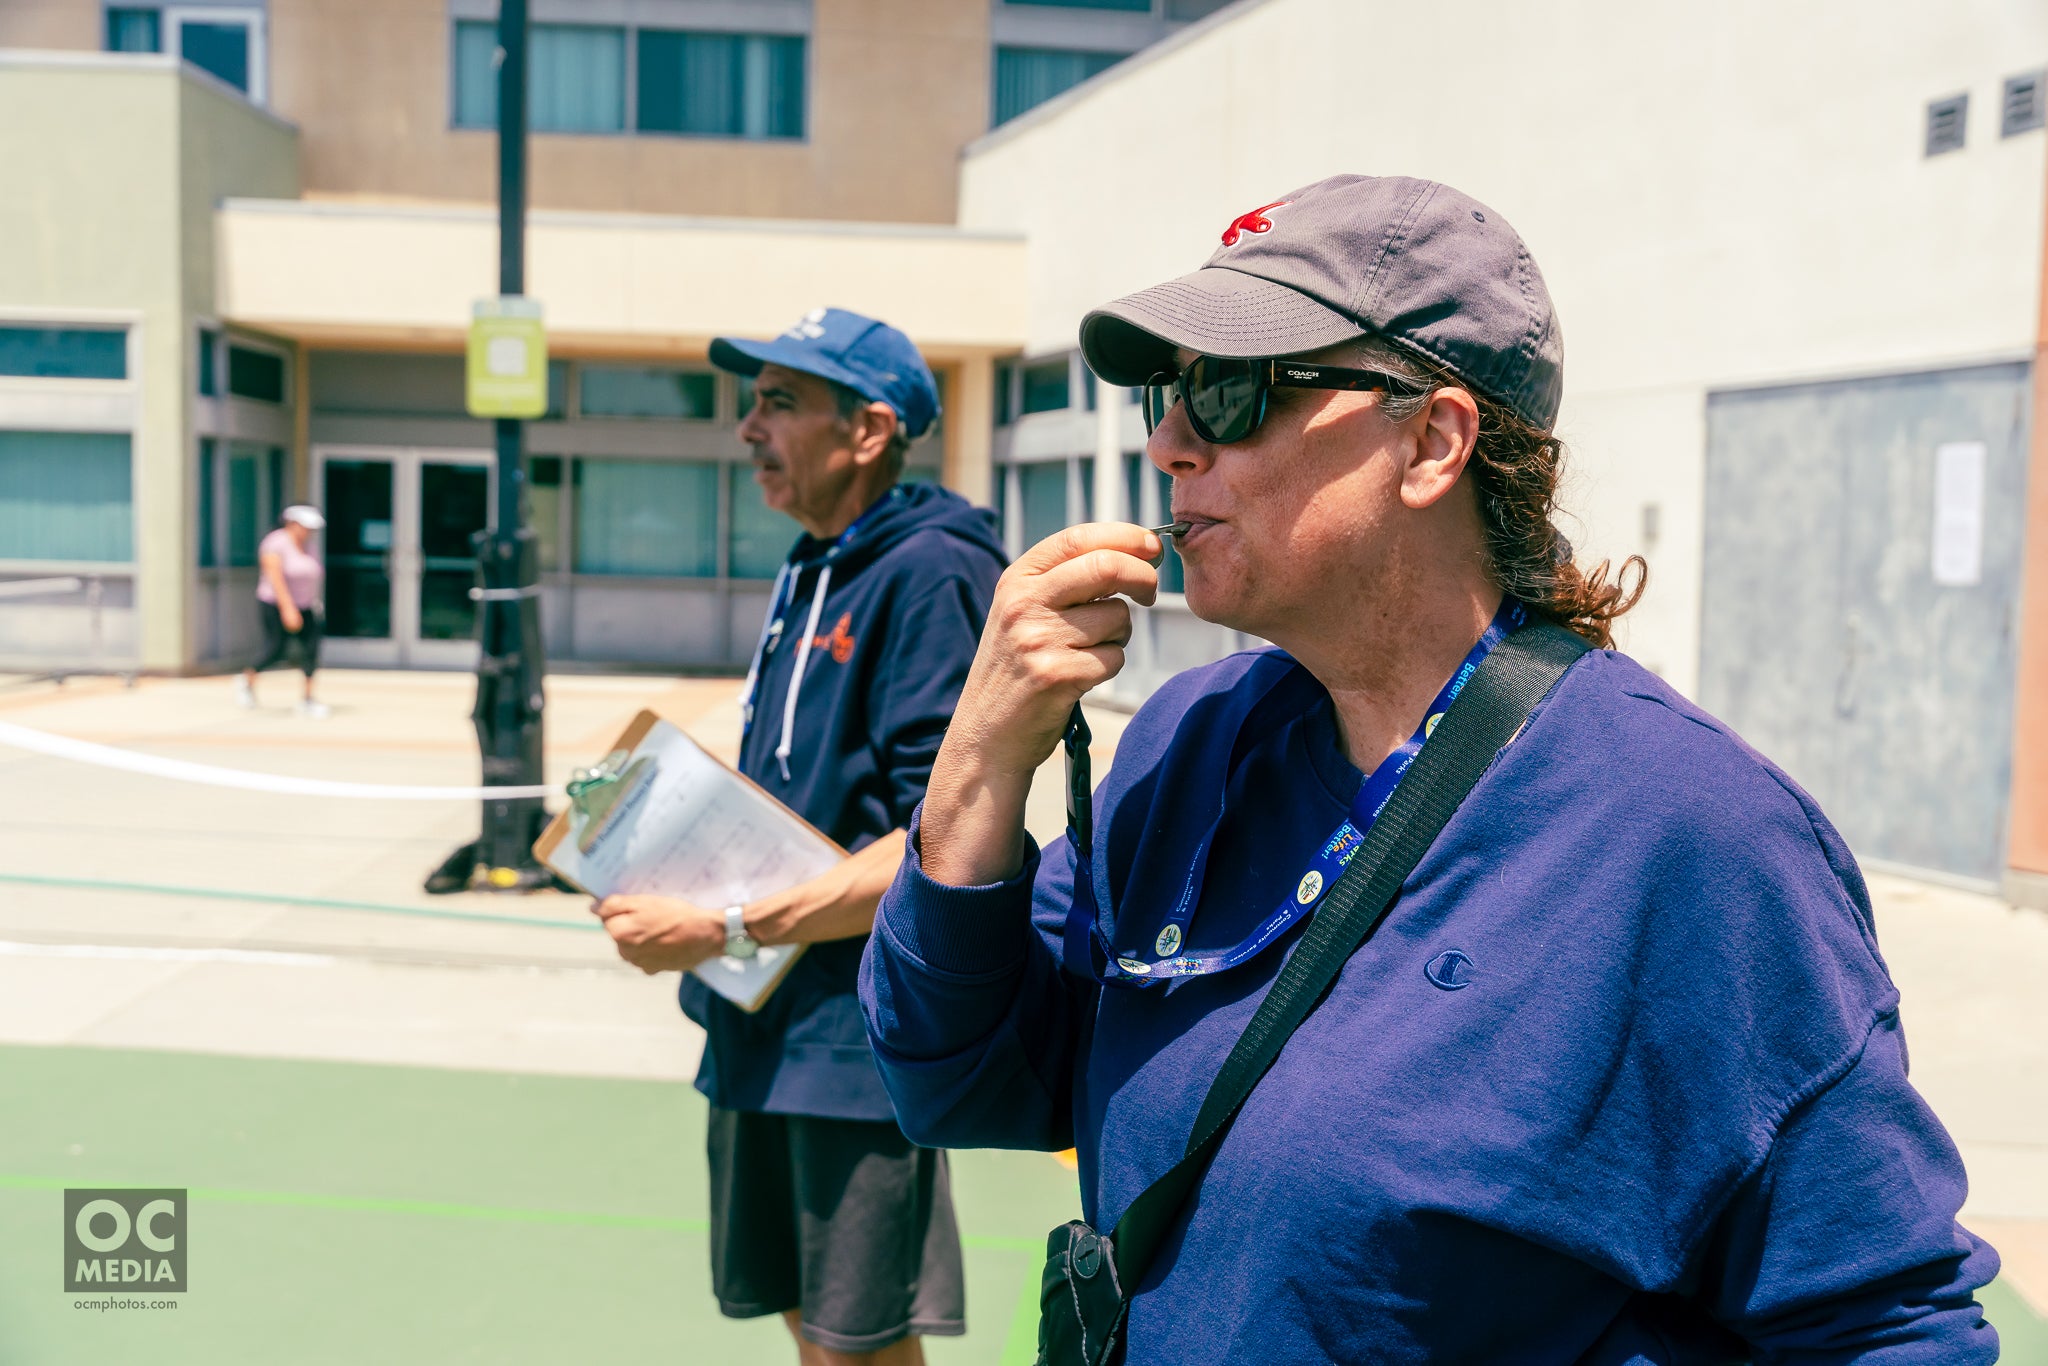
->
xmin=1221 ymin=200 xmax=1289 ymax=247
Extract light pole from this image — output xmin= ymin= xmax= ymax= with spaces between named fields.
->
xmin=426 ymin=0 xmax=553 ymax=894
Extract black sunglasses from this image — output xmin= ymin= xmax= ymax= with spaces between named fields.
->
xmin=1141 ymin=355 xmax=1429 ymax=446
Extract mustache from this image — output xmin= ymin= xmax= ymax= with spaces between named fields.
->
xmin=749 ymin=443 xmax=782 ymax=468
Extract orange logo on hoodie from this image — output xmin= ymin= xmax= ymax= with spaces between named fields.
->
xmin=809 ymin=613 xmax=857 ymax=664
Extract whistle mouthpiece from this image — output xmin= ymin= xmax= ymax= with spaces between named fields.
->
xmin=1147 ymin=522 xmax=1192 ymax=539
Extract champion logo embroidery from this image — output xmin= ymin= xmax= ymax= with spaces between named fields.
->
xmin=1220 ymin=200 xmax=1289 ymax=247
xmin=1423 ymin=949 xmax=1476 ymax=991
xmin=807 ymin=613 xmax=857 ymax=664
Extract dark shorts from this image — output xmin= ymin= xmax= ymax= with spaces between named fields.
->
xmin=707 ymin=1105 xmax=966 ymax=1353
xmin=254 ymin=601 xmax=323 ymax=676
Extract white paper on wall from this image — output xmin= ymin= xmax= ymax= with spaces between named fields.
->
xmin=1930 ymin=441 xmax=1987 ymax=588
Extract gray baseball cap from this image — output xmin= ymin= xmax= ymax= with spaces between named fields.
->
xmin=1079 ymin=174 xmax=1564 ymax=430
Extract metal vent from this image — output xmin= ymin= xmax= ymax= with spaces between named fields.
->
xmin=1925 ymin=93 xmax=1968 ymax=156
xmin=2004 ymin=71 xmax=2046 ymax=137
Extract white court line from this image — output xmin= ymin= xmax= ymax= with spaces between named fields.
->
xmin=0 ymin=720 xmax=557 ymax=800
xmin=0 ymin=939 xmax=339 ymax=968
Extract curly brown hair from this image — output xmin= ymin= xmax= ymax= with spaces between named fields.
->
xmin=1347 ymin=340 xmax=1645 ymax=649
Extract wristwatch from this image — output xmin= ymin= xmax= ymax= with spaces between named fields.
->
xmin=723 ymin=905 xmax=760 ymax=961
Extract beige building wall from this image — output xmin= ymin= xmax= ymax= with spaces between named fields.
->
xmin=269 ymin=0 xmax=990 ymax=223
xmin=0 ymin=0 xmax=97 ymax=51
xmin=0 ymin=57 xmax=297 ymax=672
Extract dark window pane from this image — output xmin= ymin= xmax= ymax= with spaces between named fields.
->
xmin=545 ymin=359 xmax=569 ymax=418
xmin=994 ymin=361 xmax=1015 ymax=426
xmin=0 ymin=431 xmax=134 ymax=562
xmin=197 ymin=327 xmax=219 ymax=395
xmin=321 ymin=459 xmax=394 ymax=639
xmin=1153 ymin=467 xmax=1184 ymax=591
xmin=993 ymin=47 xmax=1124 ymax=126
xmin=531 ymin=24 xmax=625 ymax=133
xmin=730 ymin=466 xmax=796 ymax=579
xmin=528 ymin=457 xmax=562 ymax=572
xmin=579 ymin=365 xmax=717 ymax=419
xmin=453 ymin=22 xmax=626 ymax=134
xmin=1021 ymin=356 xmax=1070 ymax=414
xmin=227 ymin=345 xmax=285 ymax=403
xmin=1077 ymin=456 xmax=1095 ymax=521
xmin=418 ymin=462 xmax=490 ymax=639
xmin=638 ymin=31 xmax=804 ymax=138
xmin=226 ymin=447 xmax=260 ymax=567
xmin=452 ymin=21 xmax=498 ymax=129
xmin=105 ymin=8 xmax=161 ymax=53
xmin=179 ymin=20 xmax=251 ymax=93
xmin=574 ymin=459 xmax=718 ymax=576
xmin=1006 ymin=0 xmax=1151 ymax=8
xmin=0 ymin=327 xmax=127 ymax=380
xmin=1018 ymin=461 xmax=1068 ymax=550
xmin=197 ymin=438 xmax=218 ymax=568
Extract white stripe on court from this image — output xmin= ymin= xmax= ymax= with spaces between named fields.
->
xmin=0 ymin=720 xmax=557 ymax=800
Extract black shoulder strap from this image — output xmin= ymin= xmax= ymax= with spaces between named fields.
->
xmin=1108 ymin=621 xmax=1591 ymax=1283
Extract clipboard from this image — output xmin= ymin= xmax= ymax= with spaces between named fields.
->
xmin=534 ymin=710 xmax=845 ymax=1013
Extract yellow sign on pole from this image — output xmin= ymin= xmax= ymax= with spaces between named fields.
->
xmin=466 ymin=297 xmax=547 ymax=418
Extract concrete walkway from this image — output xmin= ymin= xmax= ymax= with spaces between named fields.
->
xmin=0 ymin=668 xmax=2041 ymax=1349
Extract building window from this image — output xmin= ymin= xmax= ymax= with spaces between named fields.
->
xmin=639 ymin=30 xmax=805 ymax=139
xmin=197 ymin=327 xmax=220 ymax=395
xmin=197 ymin=437 xmax=218 ymax=567
xmin=579 ymin=365 xmax=717 ymax=420
xmin=0 ymin=327 xmax=127 ymax=381
xmin=1925 ymin=93 xmax=1968 ymax=157
xmin=1020 ymin=355 xmax=1072 ymax=414
xmin=2004 ymin=71 xmax=2046 ymax=137
xmin=993 ymin=46 xmax=1123 ymax=125
xmin=106 ymin=7 xmax=161 ymax=52
xmin=106 ymin=6 xmax=266 ymax=102
xmin=573 ymin=458 xmax=718 ymax=577
xmin=1016 ymin=461 xmax=1070 ymax=551
xmin=0 ymin=431 xmax=134 ymax=563
xmin=1004 ymin=0 xmax=1152 ymax=8
xmin=226 ymin=343 xmax=285 ymax=403
xmin=453 ymin=21 xmax=627 ymax=134
xmin=456 ymin=21 xmax=804 ymax=140
xmin=730 ymin=468 xmax=795 ymax=579
xmin=527 ymin=456 xmax=563 ymax=571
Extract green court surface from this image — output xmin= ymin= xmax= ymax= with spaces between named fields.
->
xmin=3 ymin=1043 xmax=2043 ymax=1366
xmin=0 ymin=1044 xmax=1075 ymax=1366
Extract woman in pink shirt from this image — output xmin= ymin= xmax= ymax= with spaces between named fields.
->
xmin=237 ymin=505 xmax=329 ymax=718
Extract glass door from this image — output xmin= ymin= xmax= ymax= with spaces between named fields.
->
xmin=408 ymin=457 xmax=494 ymax=668
xmin=317 ymin=447 xmax=493 ymax=669
xmin=321 ymin=455 xmax=400 ymax=668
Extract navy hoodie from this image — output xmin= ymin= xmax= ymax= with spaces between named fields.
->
xmin=680 ymin=480 xmax=1005 ymax=1121
xmin=861 ymin=646 xmax=2000 ymax=1363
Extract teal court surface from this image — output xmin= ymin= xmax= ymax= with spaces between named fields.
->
xmin=0 ymin=670 xmax=2044 ymax=1363
xmin=0 ymin=1044 xmax=1076 ymax=1365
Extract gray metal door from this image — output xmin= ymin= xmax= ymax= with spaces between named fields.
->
xmin=1699 ymin=362 xmax=2031 ymax=883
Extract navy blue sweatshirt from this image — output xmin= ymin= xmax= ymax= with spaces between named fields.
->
xmin=679 ymin=481 xmax=1005 ymax=1121
xmin=860 ymin=647 xmax=2001 ymax=1362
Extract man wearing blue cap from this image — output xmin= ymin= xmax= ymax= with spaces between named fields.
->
xmin=595 ymin=307 xmax=1005 ymax=1363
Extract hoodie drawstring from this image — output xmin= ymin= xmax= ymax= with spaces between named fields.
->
xmin=776 ymin=564 xmax=832 ymax=782
xmin=737 ymin=561 xmax=793 ymax=733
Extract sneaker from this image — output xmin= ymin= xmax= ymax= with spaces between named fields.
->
xmin=235 ymin=679 xmax=256 ymax=709
xmin=297 ymin=700 xmax=331 ymax=720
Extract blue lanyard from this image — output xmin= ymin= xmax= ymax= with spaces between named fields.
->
xmin=1095 ymin=598 xmax=1526 ymax=984
xmin=739 ymin=486 xmax=902 ymax=747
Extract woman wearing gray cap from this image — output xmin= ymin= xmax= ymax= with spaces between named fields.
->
xmin=238 ymin=504 xmax=329 ymax=719
xmin=860 ymin=176 xmax=1999 ymax=1363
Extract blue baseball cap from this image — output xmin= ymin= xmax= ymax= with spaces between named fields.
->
xmin=711 ymin=307 xmax=940 ymax=440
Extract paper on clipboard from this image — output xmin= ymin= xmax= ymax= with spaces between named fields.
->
xmin=533 ymin=711 xmax=843 ymax=1012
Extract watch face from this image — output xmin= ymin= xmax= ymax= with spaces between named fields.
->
xmin=726 ymin=936 xmax=759 ymax=961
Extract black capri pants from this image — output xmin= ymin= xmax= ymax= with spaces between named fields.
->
xmin=253 ymin=601 xmax=324 ymax=677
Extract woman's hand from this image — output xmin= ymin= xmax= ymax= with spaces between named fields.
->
xmin=593 ymin=894 xmax=727 ymax=975
xmin=919 ymin=523 xmax=1161 ymax=887
xmin=280 ymin=603 xmax=304 ymax=634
